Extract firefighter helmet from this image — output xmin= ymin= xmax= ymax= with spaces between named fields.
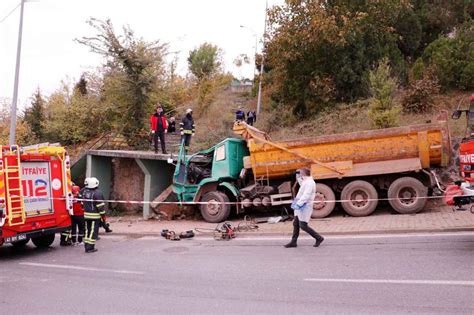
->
xmin=85 ymin=177 xmax=99 ymax=189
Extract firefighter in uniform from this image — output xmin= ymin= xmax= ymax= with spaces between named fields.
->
xmin=71 ymin=185 xmax=85 ymax=245
xmin=180 ymin=108 xmax=195 ymax=151
xmin=82 ymin=177 xmax=105 ymax=253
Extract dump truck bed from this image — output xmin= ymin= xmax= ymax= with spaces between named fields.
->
xmin=235 ymin=118 xmax=450 ymax=180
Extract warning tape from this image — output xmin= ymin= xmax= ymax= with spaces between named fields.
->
xmin=45 ymin=195 xmax=447 ymax=206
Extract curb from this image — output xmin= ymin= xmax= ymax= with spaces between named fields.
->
xmin=106 ymin=227 xmax=474 ymax=239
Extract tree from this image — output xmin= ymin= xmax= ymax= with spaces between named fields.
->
xmin=187 ymin=43 xmax=222 ymax=81
xmin=74 ymin=75 xmax=88 ymax=96
xmin=24 ymin=88 xmax=45 ymax=141
xmin=367 ymin=59 xmax=401 ymax=129
xmin=265 ymin=0 xmax=407 ymax=116
xmin=77 ymin=18 xmax=168 ymax=147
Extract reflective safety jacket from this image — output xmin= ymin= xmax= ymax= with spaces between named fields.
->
xmin=180 ymin=114 xmax=195 ymax=135
xmin=80 ymin=188 xmax=106 ymax=220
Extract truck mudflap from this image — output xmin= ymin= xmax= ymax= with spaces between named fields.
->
xmin=2 ymin=226 xmax=70 ymax=244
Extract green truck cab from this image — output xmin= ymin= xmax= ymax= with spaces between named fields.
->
xmin=172 ymin=138 xmax=249 ymax=222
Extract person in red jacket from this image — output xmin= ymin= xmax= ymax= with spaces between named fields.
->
xmin=71 ymin=185 xmax=85 ymax=245
xmin=150 ymin=104 xmax=168 ymax=154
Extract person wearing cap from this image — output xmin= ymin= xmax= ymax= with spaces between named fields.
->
xmin=180 ymin=108 xmax=195 ymax=151
xmin=285 ymin=168 xmax=324 ymax=248
xmin=150 ymin=103 xmax=168 ymax=154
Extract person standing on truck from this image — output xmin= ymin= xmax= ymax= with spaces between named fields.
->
xmin=285 ymin=168 xmax=324 ymax=248
xmin=246 ymin=110 xmax=256 ymax=126
xmin=180 ymin=108 xmax=195 ymax=151
xmin=150 ymin=104 xmax=168 ymax=154
xmin=82 ymin=177 xmax=105 ymax=253
xmin=71 ymin=185 xmax=85 ymax=246
xmin=235 ymin=106 xmax=246 ymax=121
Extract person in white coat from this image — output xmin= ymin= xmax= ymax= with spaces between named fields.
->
xmin=285 ymin=168 xmax=324 ymax=248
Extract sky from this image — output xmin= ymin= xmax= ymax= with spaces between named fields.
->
xmin=0 ymin=0 xmax=283 ymax=110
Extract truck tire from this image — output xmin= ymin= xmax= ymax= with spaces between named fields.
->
xmin=311 ymin=183 xmax=336 ymax=218
xmin=388 ymin=177 xmax=428 ymax=214
xmin=11 ymin=238 xmax=30 ymax=248
xmin=32 ymin=234 xmax=55 ymax=248
xmin=200 ymin=191 xmax=231 ymax=223
xmin=341 ymin=180 xmax=378 ymax=217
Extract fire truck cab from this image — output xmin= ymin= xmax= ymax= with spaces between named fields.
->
xmin=0 ymin=144 xmax=73 ymax=248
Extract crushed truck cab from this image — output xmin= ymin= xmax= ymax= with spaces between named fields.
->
xmin=172 ymin=138 xmax=248 ymax=222
xmin=0 ymin=144 xmax=73 ymax=248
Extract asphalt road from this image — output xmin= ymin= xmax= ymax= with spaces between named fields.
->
xmin=1 ymin=232 xmax=473 ymax=314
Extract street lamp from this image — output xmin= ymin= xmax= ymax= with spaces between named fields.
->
xmin=239 ymin=25 xmax=258 ymax=81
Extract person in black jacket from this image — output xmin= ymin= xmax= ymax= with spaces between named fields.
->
xmin=81 ymin=177 xmax=105 ymax=253
xmin=180 ymin=108 xmax=195 ymax=151
xmin=235 ymin=106 xmax=246 ymax=121
xmin=168 ymin=116 xmax=176 ymax=133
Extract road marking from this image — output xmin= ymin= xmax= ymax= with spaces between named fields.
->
xmin=19 ymin=262 xmax=144 ymax=275
xmin=303 ymin=278 xmax=474 ymax=286
xmin=218 ymin=231 xmax=474 ymax=241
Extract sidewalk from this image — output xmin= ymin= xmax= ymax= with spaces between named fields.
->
xmin=107 ymin=200 xmax=474 ymax=237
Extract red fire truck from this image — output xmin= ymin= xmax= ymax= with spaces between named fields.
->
xmin=445 ymin=95 xmax=474 ymax=210
xmin=0 ymin=144 xmax=73 ymax=248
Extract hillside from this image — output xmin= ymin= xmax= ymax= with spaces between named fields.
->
xmin=190 ymin=88 xmax=472 ymax=149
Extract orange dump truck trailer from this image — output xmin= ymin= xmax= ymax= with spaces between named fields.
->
xmin=233 ymin=113 xmax=450 ymax=218
xmin=0 ymin=144 xmax=73 ymax=248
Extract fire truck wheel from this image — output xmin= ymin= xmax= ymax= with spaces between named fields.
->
xmin=200 ymin=191 xmax=231 ymax=223
xmin=311 ymin=183 xmax=336 ymax=218
xmin=341 ymin=180 xmax=378 ymax=217
xmin=32 ymin=234 xmax=55 ymax=248
xmin=11 ymin=238 xmax=30 ymax=248
xmin=388 ymin=177 xmax=428 ymax=214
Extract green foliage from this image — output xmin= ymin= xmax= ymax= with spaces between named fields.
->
xmin=77 ymin=18 xmax=168 ymax=147
xmin=422 ymin=19 xmax=474 ymax=90
xmin=265 ymin=0 xmax=408 ymax=115
xmin=395 ymin=6 xmax=422 ymax=58
xmin=412 ymin=0 xmax=473 ymax=54
xmin=460 ymin=61 xmax=474 ymax=90
xmin=402 ymin=70 xmax=440 ymax=113
xmin=412 ymin=58 xmax=425 ymax=80
xmin=264 ymin=0 xmax=472 ymax=117
xmin=367 ymin=59 xmax=401 ymax=128
xmin=23 ymin=88 xmax=45 ymax=141
xmin=187 ymin=43 xmax=222 ymax=81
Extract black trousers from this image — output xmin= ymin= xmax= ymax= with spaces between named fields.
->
xmin=291 ymin=216 xmax=323 ymax=243
xmin=71 ymin=215 xmax=85 ymax=243
xmin=84 ymin=219 xmax=100 ymax=251
xmin=181 ymin=134 xmax=192 ymax=149
xmin=153 ymin=131 xmax=166 ymax=153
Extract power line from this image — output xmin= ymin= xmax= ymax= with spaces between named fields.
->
xmin=0 ymin=2 xmax=21 ymax=24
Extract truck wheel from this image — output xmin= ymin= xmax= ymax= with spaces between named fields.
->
xmin=388 ymin=177 xmax=428 ymax=214
xmin=200 ymin=191 xmax=231 ymax=223
xmin=11 ymin=238 xmax=30 ymax=248
xmin=32 ymin=234 xmax=55 ymax=248
xmin=311 ymin=183 xmax=336 ymax=218
xmin=341 ymin=180 xmax=378 ymax=217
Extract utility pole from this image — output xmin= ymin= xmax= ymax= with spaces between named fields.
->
xmin=256 ymin=0 xmax=268 ymax=116
xmin=9 ymin=0 xmax=26 ymax=145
